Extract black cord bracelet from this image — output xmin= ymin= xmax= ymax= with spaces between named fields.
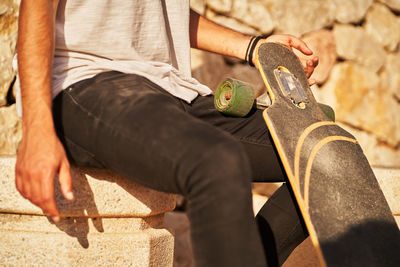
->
xmin=247 ymin=36 xmax=267 ymax=67
xmin=245 ymin=36 xmax=256 ymax=65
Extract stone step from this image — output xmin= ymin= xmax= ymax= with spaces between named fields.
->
xmin=0 ymin=217 xmax=174 ymax=267
xmin=0 ymin=157 xmax=176 ymax=217
xmin=0 ymin=157 xmax=176 ymax=266
xmin=373 ymin=167 xmax=400 ymax=218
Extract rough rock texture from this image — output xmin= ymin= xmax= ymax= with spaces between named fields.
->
xmin=230 ymin=0 xmax=274 ymax=34
xmin=333 ymin=0 xmax=373 ymax=23
xmin=206 ymin=9 xmax=258 ymax=35
xmin=191 ymin=0 xmax=206 ymax=15
xmin=373 ymin=168 xmax=400 ymax=214
xmin=0 ymin=214 xmax=174 ymax=267
xmin=191 ymin=49 xmax=232 ymax=92
xmin=333 ymin=24 xmax=386 ymax=73
xmin=364 ymin=3 xmax=400 ymax=52
xmin=0 ymin=0 xmax=18 ymax=107
xmin=0 ymin=3 xmax=11 ymax=16
xmin=0 ymin=157 xmax=176 ymax=217
xmin=378 ymin=0 xmax=400 ymax=11
xmin=0 ymin=104 xmax=21 ymax=155
xmin=266 ymin=0 xmax=336 ymax=37
xmin=294 ymin=30 xmax=337 ymax=84
xmin=0 ymin=156 xmax=176 ymax=266
xmin=0 ymin=39 xmax=14 ymax=107
xmin=380 ymin=52 xmax=400 ymax=100
xmin=206 ymin=0 xmax=232 ymax=14
xmin=319 ymin=62 xmax=400 ymax=147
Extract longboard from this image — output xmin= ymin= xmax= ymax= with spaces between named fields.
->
xmin=255 ymin=43 xmax=400 ymax=267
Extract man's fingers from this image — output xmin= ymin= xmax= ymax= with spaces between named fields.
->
xmin=306 ymin=60 xmax=314 ymax=78
xmin=45 ymin=198 xmax=60 ymax=223
xmin=276 ymin=41 xmax=293 ymax=51
xmin=289 ymin=37 xmax=313 ymax=55
xmin=312 ymin=56 xmax=319 ymax=67
xmin=301 ymin=56 xmax=319 ymax=79
xmin=20 ymin=174 xmax=32 ymax=200
xmin=59 ymin=160 xmax=74 ymax=200
xmin=300 ymin=59 xmax=312 ymax=78
xmin=30 ymin=171 xmax=45 ymax=205
xmin=41 ymin=168 xmax=60 ymax=222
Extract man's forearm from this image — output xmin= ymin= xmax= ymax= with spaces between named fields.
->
xmin=18 ymin=0 xmax=59 ymax=133
xmin=16 ymin=0 xmax=73 ymax=222
xmin=189 ymin=10 xmax=253 ymax=61
xmin=189 ymin=10 xmax=318 ymax=82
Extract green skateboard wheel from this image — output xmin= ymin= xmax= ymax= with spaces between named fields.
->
xmin=318 ymin=103 xmax=335 ymax=122
xmin=214 ymin=78 xmax=255 ymax=117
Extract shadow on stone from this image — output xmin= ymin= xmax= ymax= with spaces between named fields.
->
xmin=52 ymin=169 xmax=103 ymax=248
xmin=80 ymin=167 xmax=175 ymax=216
xmin=49 ymin=166 xmax=175 ymax=249
xmin=149 ymin=227 xmax=175 ymax=266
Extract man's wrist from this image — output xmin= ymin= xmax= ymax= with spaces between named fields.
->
xmin=245 ymin=35 xmax=267 ymax=67
xmin=22 ymin=104 xmax=55 ymax=134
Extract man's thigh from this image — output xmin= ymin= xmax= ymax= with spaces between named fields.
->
xmin=186 ymin=94 xmax=286 ymax=182
xmin=52 ymin=71 xmax=249 ymax=193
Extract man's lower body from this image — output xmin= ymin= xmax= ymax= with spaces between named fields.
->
xmin=52 ymin=71 xmax=308 ymax=267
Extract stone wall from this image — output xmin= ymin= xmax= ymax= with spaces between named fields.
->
xmin=0 ymin=0 xmax=20 ymax=155
xmin=1 ymin=0 xmax=399 ymax=167
xmin=191 ymin=0 xmax=400 ymax=168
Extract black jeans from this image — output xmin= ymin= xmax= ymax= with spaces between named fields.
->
xmin=52 ymin=71 xmax=307 ymax=267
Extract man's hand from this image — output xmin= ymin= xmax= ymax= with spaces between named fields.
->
xmin=256 ymin=34 xmax=319 ymax=86
xmin=15 ymin=127 xmax=73 ymax=223
xmin=189 ymin=11 xmax=318 ymax=85
xmin=16 ymin=0 xmax=71 ymax=223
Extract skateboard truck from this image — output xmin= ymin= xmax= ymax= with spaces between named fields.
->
xmin=214 ymin=77 xmax=335 ymax=121
xmin=274 ymin=67 xmax=308 ymax=109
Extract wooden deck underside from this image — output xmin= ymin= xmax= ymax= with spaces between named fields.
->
xmin=256 ymin=43 xmax=400 ymax=267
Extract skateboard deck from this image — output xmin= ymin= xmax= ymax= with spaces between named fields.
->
xmin=255 ymin=43 xmax=400 ymax=267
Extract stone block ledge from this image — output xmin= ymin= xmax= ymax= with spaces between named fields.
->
xmin=1 ymin=222 xmax=174 ymax=266
xmin=0 ymin=156 xmax=176 ymax=266
xmin=372 ymin=167 xmax=400 ymax=216
xmin=0 ymin=157 xmax=176 ymax=218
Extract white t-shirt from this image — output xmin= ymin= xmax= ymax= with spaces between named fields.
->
xmin=52 ymin=0 xmax=211 ymax=102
